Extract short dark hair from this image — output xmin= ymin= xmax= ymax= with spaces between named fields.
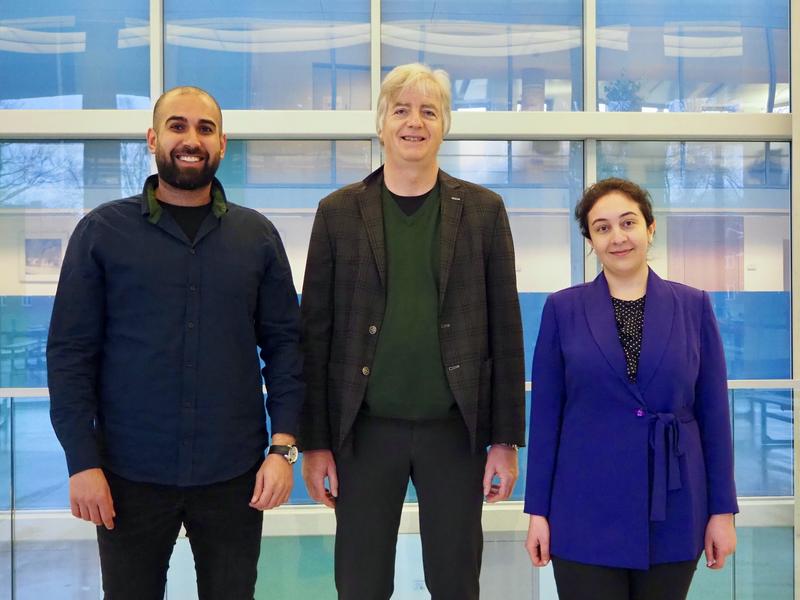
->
xmin=575 ymin=178 xmax=655 ymax=239
xmin=152 ymin=86 xmax=223 ymax=131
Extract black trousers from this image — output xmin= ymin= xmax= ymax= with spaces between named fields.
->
xmin=334 ymin=415 xmax=487 ymax=600
xmin=97 ymin=464 xmax=263 ymax=600
xmin=552 ymin=555 xmax=699 ymax=600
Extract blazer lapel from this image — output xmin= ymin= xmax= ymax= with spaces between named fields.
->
xmin=637 ymin=268 xmax=675 ymax=393
xmin=357 ymin=171 xmax=387 ymax=287
xmin=584 ymin=272 xmax=644 ymax=401
xmin=438 ymin=171 xmax=463 ymax=309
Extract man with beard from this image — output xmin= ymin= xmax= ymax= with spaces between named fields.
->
xmin=47 ymin=86 xmax=304 ymax=600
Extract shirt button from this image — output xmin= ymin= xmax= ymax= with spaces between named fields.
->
xmin=189 ymin=284 xmax=197 ymax=292
xmin=368 ymin=325 xmax=377 ymax=335
xmin=187 ymin=321 xmax=195 ymax=329
xmin=189 ymin=249 xmax=196 ymax=255
xmin=185 ymin=362 xmax=194 ymax=368
xmin=635 ymin=408 xmax=645 ymax=417
xmin=362 ymin=366 xmax=370 ymax=376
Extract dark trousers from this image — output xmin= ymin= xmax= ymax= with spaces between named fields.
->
xmin=552 ymin=555 xmax=699 ymax=600
xmin=334 ymin=415 xmax=487 ymax=600
xmin=97 ymin=464 xmax=263 ymax=600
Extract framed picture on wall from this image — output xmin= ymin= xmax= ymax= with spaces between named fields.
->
xmin=18 ymin=232 xmax=68 ymax=282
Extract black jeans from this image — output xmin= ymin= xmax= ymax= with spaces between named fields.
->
xmin=552 ymin=555 xmax=699 ymax=600
xmin=97 ymin=464 xmax=263 ymax=600
xmin=334 ymin=415 xmax=487 ymax=600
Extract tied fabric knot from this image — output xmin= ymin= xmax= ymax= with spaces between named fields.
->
xmin=648 ymin=410 xmax=690 ymax=522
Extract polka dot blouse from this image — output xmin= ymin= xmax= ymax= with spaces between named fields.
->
xmin=611 ymin=295 xmax=646 ymax=382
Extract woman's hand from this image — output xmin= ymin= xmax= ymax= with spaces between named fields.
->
xmin=704 ymin=513 xmax=736 ymax=569
xmin=525 ymin=515 xmax=551 ymax=566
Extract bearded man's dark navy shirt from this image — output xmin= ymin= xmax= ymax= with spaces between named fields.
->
xmin=47 ymin=175 xmax=304 ymax=486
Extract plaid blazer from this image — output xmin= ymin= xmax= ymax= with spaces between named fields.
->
xmin=299 ymin=166 xmax=525 ymax=452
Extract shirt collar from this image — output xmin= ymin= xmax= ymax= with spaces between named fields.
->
xmin=140 ymin=174 xmax=229 ymax=224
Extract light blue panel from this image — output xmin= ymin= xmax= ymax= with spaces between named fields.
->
xmin=731 ymin=389 xmax=793 ymax=497
xmin=0 ymin=1 xmax=149 ymax=109
xmin=710 ymin=292 xmax=791 ymax=380
xmin=382 ymin=0 xmax=584 ymax=111
xmin=597 ymin=0 xmax=789 ymax=112
xmin=216 ymin=140 xmax=373 ymax=209
xmin=0 ymin=141 xmax=150 ymax=209
xmin=164 ymin=1 xmax=371 ymax=110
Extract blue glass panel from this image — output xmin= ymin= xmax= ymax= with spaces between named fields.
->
xmin=710 ymin=292 xmax=790 ymax=380
xmin=0 ymin=399 xmax=10 ymax=511
xmin=733 ymin=527 xmax=794 ymax=600
xmin=0 ymin=1 xmax=149 ymax=109
xmin=0 ymin=141 xmax=150 ymax=209
xmin=597 ymin=0 xmax=789 ymax=112
xmin=217 ymin=140 xmax=373 ymax=209
xmin=382 ymin=0 xmax=583 ymax=111
xmin=731 ymin=389 xmax=793 ymax=497
xmin=13 ymin=397 xmax=69 ymax=510
xmin=164 ymin=1 xmax=371 ymax=109
xmin=0 ymin=297 xmax=53 ymax=389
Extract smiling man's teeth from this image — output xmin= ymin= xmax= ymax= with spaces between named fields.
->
xmin=177 ymin=155 xmax=201 ymax=162
xmin=402 ymin=136 xmax=424 ymax=141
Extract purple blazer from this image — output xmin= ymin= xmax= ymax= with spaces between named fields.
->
xmin=524 ymin=269 xmax=738 ymax=569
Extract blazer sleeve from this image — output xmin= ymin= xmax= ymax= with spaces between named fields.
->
xmin=524 ymin=295 xmax=566 ymax=516
xmin=298 ymin=203 xmax=335 ymax=451
xmin=486 ymin=200 xmax=526 ymax=446
xmin=694 ymin=291 xmax=739 ymax=515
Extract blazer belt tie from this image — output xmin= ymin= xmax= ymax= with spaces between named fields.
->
xmin=648 ymin=407 xmax=695 ymax=522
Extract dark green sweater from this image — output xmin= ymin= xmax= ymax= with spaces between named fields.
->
xmin=364 ymin=184 xmax=457 ymax=419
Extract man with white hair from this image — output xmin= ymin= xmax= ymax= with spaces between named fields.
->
xmin=300 ymin=63 xmax=525 ymax=599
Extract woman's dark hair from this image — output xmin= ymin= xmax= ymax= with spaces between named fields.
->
xmin=575 ymin=178 xmax=655 ymax=240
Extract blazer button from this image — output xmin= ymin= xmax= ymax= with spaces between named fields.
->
xmin=368 ymin=325 xmax=377 ymax=335
xmin=635 ymin=408 xmax=645 ymax=417
xmin=362 ymin=366 xmax=370 ymax=376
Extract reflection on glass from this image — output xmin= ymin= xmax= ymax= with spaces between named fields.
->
xmin=597 ymin=0 xmax=789 ymax=112
xmin=12 ymin=397 xmax=68 ymax=510
xmin=0 ymin=398 xmax=9 ymax=600
xmin=597 ymin=141 xmax=791 ymax=379
xmin=731 ymin=389 xmax=793 ymax=497
xmin=220 ymin=140 xmax=372 ymax=209
xmin=382 ymin=0 xmax=583 ymax=111
xmin=0 ymin=298 xmax=52 ymax=389
xmin=733 ymin=527 xmax=794 ymax=600
xmin=0 ymin=2 xmax=149 ymax=109
xmin=0 ymin=141 xmax=150 ymax=209
xmin=165 ymin=1 xmax=371 ymax=109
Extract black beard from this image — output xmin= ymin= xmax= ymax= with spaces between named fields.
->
xmin=155 ymin=148 xmax=219 ymax=191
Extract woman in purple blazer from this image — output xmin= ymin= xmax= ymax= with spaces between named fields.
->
xmin=524 ymin=179 xmax=738 ymax=599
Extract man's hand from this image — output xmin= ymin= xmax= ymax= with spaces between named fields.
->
xmin=70 ymin=468 xmax=115 ymax=530
xmin=250 ymin=455 xmax=293 ymax=510
xmin=250 ymin=433 xmax=296 ymax=510
xmin=301 ymin=449 xmax=338 ymax=508
xmin=525 ymin=515 xmax=551 ymax=566
xmin=483 ymin=444 xmax=518 ymax=502
xmin=704 ymin=513 xmax=736 ymax=569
